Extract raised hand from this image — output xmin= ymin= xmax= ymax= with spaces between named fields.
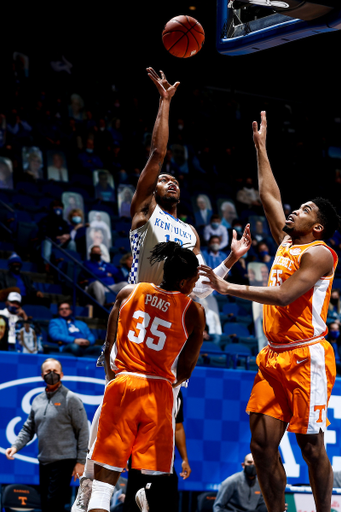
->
xmin=147 ymin=67 xmax=180 ymax=100
xmin=230 ymin=223 xmax=252 ymax=259
xmin=252 ymin=110 xmax=267 ymax=149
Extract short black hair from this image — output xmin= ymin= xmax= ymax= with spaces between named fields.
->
xmin=311 ymin=197 xmax=341 ymax=240
xmin=149 ymin=241 xmax=198 ymax=286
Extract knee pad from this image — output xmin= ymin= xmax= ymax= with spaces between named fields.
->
xmin=88 ymin=479 xmax=115 ymax=512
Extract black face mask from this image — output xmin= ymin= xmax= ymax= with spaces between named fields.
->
xmin=44 ymin=371 xmax=61 ymax=386
xmin=244 ymin=465 xmax=257 ymax=477
xmin=90 ymin=254 xmax=101 ymax=262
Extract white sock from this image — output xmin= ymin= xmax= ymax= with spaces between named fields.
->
xmin=88 ymin=480 xmax=115 ymax=512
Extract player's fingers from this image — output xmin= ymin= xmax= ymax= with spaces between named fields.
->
xmin=252 ymin=121 xmax=259 ymax=133
xmin=232 ymin=229 xmax=237 ymax=240
xmin=172 ymin=81 xmax=180 ymax=89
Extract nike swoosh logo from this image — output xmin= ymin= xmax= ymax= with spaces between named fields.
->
xmin=296 ymin=358 xmax=309 ymax=365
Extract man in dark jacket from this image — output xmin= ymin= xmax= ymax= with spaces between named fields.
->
xmin=81 ymin=245 xmax=127 ymax=305
xmin=214 ymin=454 xmax=267 ymax=512
xmin=5 ymin=358 xmax=89 ymax=512
xmin=38 ymin=199 xmax=72 ymax=267
xmin=0 ymin=253 xmax=49 ymax=305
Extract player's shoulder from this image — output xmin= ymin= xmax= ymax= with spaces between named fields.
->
xmin=187 ymin=300 xmax=206 ymax=322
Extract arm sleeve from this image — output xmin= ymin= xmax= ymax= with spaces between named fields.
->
xmin=192 ymin=253 xmax=229 ymax=299
xmin=12 ymin=409 xmax=36 ymax=452
xmin=68 ymin=394 xmax=89 ymax=464
xmin=213 ymin=478 xmax=235 ymax=512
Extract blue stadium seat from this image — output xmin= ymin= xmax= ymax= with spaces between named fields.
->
xmin=12 ymin=194 xmax=37 ymax=210
xmin=23 ymin=305 xmax=54 ymax=320
xmin=223 ymin=323 xmax=250 ymax=338
xmin=222 ymin=303 xmax=239 ymax=316
xmin=223 ymin=343 xmax=253 ymax=370
xmin=198 ymin=341 xmax=230 ymax=368
xmin=113 ymin=237 xmax=131 ymax=252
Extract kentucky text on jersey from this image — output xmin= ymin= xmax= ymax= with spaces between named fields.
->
xmin=154 ymin=217 xmax=193 ymax=241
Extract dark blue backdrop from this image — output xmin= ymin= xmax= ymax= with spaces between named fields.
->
xmin=1 ymin=353 xmax=341 ymax=491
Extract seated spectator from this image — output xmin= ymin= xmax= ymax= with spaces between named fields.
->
xmin=23 ymin=147 xmax=44 ymax=180
xmin=94 ymin=170 xmax=116 ymax=202
xmin=48 ymin=302 xmax=101 ymax=357
xmin=87 ymin=227 xmax=111 ymax=263
xmin=118 ymin=185 xmax=134 ymax=218
xmin=328 ymin=289 xmax=341 ymax=323
xmin=38 ymin=200 xmax=72 ymax=266
xmin=67 ymin=209 xmax=89 ymax=257
xmin=118 ymin=253 xmax=133 ymax=280
xmin=220 ymin=200 xmax=237 ymax=229
xmin=0 ymin=292 xmax=28 ymax=348
xmin=256 ymin=241 xmax=274 ymax=270
xmin=0 ymin=253 xmax=49 ymax=306
xmin=78 ymin=138 xmax=103 ymax=171
xmin=194 ymin=194 xmax=212 ymax=228
xmin=81 ymin=245 xmax=127 ymax=306
xmin=0 ymin=315 xmax=9 ymax=351
xmin=202 ymin=235 xmax=227 ymax=269
xmin=327 ymin=321 xmax=341 ymax=375
xmin=47 ymin=151 xmax=68 ymax=182
xmin=203 ymin=215 xmax=229 ymax=250
xmin=236 ymin=177 xmax=261 ymax=209
xmin=68 ymin=93 xmax=86 ymax=121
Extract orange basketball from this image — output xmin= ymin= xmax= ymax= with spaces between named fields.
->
xmin=162 ymin=15 xmax=205 ymax=59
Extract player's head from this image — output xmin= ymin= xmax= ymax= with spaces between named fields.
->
xmin=150 ymin=241 xmax=198 ymax=295
xmin=154 ymin=174 xmax=180 ymax=208
xmin=283 ymin=198 xmax=341 ymax=240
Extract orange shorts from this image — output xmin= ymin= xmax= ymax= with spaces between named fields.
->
xmin=90 ymin=373 xmax=175 ymax=473
xmin=246 ymin=339 xmax=336 ymax=434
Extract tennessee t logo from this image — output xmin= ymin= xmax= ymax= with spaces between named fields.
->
xmin=18 ymin=497 xmax=27 ymax=505
xmin=314 ymin=405 xmax=326 ymax=423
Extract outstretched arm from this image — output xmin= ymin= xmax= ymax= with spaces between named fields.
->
xmin=199 ymin=245 xmax=334 ymax=306
xmin=130 ymin=68 xmax=180 ymax=230
xmin=253 ymin=111 xmax=286 ymax=244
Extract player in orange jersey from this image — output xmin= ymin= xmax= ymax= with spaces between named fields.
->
xmin=86 ymin=242 xmax=206 ymax=512
xmin=199 ymin=111 xmax=341 ymax=512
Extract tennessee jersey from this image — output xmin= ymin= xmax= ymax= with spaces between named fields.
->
xmin=264 ymin=239 xmax=338 ymax=345
xmin=110 ymin=282 xmax=192 ymax=383
xmin=129 ymin=205 xmax=197 ymax=285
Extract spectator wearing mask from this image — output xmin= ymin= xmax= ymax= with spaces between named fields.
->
xmin=38 ymin=200 xmax=72 ymax=266
xmin=256 ymin=241 xmax=274 ymax=271
xmin=327 ymin=321 xmax=341 ymax=375
xmin=81 ymin=246 xmax=127 ymax=306
xmin=203 ymin=215 xmax=229 ymax=250
xmin=48 ymin=302 xmax=101 ymax=357
xmin=0 ymin=253 xmax=48 ymax=306
xmin=0 ymin=292 xmax=28 ymax=348
xmin=214 ymin=453 xmax=267 ymax=512
xmin=236 ymin=177 xmax=261 ymax=210
xmin=67 ymin=208 xmax=89 ymax=258
xmin=202 ymin=235 xmax=228 ymax=269
xmin=119 ymin=253 xmax=133 ymax=280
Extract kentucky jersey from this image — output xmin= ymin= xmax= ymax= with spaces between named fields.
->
xmin=129 ymin=205 xmax=197 ymax=285
xmin=264 ymin=239 xmax=338 ymax=344
xmin=110 ymin=282 xmax=192 ymax=383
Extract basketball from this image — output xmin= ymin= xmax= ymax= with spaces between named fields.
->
xmin=162 ymin=15 xmax=205 ymax=59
